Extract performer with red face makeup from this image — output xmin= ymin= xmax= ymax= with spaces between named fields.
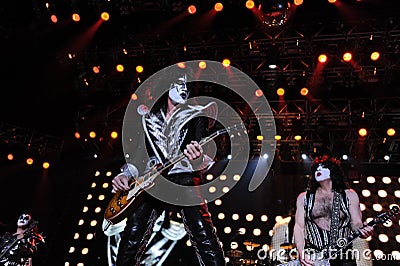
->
xmin=293 ymin=154 xmax=374 ymax=266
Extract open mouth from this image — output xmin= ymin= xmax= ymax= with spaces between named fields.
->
xmin=317 ymin=172 xmax=322 ymax=176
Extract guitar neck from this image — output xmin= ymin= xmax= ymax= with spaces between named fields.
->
xmin=157 ymin=127 xmax=230 ymax=172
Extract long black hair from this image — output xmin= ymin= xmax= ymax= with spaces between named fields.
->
xmin=308 ymin=155 xmax=349 ymax=193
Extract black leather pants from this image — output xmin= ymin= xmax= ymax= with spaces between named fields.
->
xmin=116 ymin=191 xmax=226 ymax=266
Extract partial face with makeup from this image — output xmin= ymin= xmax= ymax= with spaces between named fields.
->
xmin=168 ymin=74 xmax=189 ymax=105
xmin=314 ymin=164 xmax=331 ymax=182
xmin=17 ymin=214 xmax=32 ymax=227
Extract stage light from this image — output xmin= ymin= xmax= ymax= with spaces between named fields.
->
xmin=342 ymin=52 xmax=352 ymax=62
xmin=274 ymin=135 xmax=281 ymax=140
xmin=253 ymin=228 xmax=261 ymax=236
xmin=110 ymin=131 xmax=118 ymax=139
xmin=277 ymin=88 xmax=285 ymax=96
xmin=50 ymin=15 xmax=58 ymax=23
xmin=361 ymin=189 xmax=371 ymax=197
xmin=294 ymin=135 xmax=302 ymax=141
xmin=387 ymin=128 xmax=396 ymax=136
xmin=342 ymin=154 xmax=348 ymax=160
xmin=300 ymin=87 xmax=308 ymax=96
xmin=72 ymin=13 xmax=80 ymax=22
xmin=26 ymin=158 xmax=33 ymax=165
xmin=370 ymin=51 xmax=380 ymax=61
xmin=328 ymin=0 xmax=336 ymax=3
xmin=378 ymin=190 xmax=388 ymax=197
xmin=198 ymin=61 xmax=207 ymax=69
xmin=224 ymin=227 xmax=232 ymax=234
xmin=232 ymin=214 xmax=239 ymax=220
xmin=116 ymin=64 xmax=124 ymax=72
xmin=269 ymin=64 xmax=277 ymax=69
xmin=131 ymin=93 xmax=138 ymax=101
xmin=294 ymin=0 xmax=303 ymax=5
xmin=233 ymin=174 xmax=241 ymax=181
xmin=366 ymin=176 xmax=376 ymax=183
xmin=136 ymin=65 xmax=143 ymax=73
xmin=378 ymin=234 xmax=389 ymax=243
xmin=215 ymin=199 xmax=222 ymax=205
xmin=43 ymin=162 xmax=50 ymax=169
xmin=384 ymin=155 xmax=390 ymax=161
xmin=177 ymin=62 xmax=186 ymax=68
xmin=214 ymin=3 xmax=223 ymax=12
xmin=318 ymin=54 xmax=328 ymax=63
xmin=101 ymin=12 xmax=110 ymax=21
xmin=218 ymin=213 xmax=225 ymax=219
xmin=7 ymin=154 xmax=13 ymax=160
xmin=382 ymin=176 xmax=391 ymax=184
xmin=246 ymin=214 xmax=254 ymax=222
xmin=92 ymin=66 xmax=100 ymax=74
xmin=89 ymin=131 xmax=96 ymax=138
xmin=358 ymin=128 xmax=367 ymax=137
xmin=257 ymin=135 xmax=264 ymax=140
xmin=255 ymin=89 xmax=263 ymax=97
xmin=261 ymin=215 xmax=268 ymax=222
xmin=301 ymin=153 xmax=307 ymax=160
xmin=222 ymin=59 xmax=230 ymax=67
xmin=246 ymin=0 xmax=255 ymax=9
xmin=188 ymin=5 xmax=196 ymax=14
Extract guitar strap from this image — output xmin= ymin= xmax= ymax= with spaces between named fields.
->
xmin=329 ymin=190 xmax=341 ymax=249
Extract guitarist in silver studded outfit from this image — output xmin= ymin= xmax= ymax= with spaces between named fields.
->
xmin=293 ymin=154 xmax=374 ymax=266
xmin=111 ymin=71 xmax=226 ymax=266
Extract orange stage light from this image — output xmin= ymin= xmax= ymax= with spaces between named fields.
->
xmin=26 ymin=158 xmax=33 ymax=165
xmin=358 ymin=128 xmax=368 ymax=137
xmin=110 ymin=131 xmax=118 ymax=139
xmin=43 ymin=162 xmax=50 ymax=169
xmin=294 ymin=0 xmax=303 ymax=5
xmin=342 ymin=52 xmax=352 ymax=62
xmin=318 ymin=54 xmax=328 ymax=63
xmin=74 ymin=132 xmax=81 ymax=139
xmin=50 ymin=15 xmax=58 ymax=23
xmin=277 ymin=88 xmax=285 ymax=96
xmin=136 ymin=65 xmax=144 ymax=73
xmin=101 ymin=12 xmax=110 ymax=21
xmin=89 ymin=131 xmax=96 ymax=138
xmin=188 ymin=5 xmax=197 ymax=14
xmin=300 ymin=88 xmax=308 ymax=96
xmin=131 ymin=93 xmax=138 ymax=101
xmin=198 ymin=61 xmax=207 ymax=69
xmin=222 ymin=59 xmax=230 ymax=67
xmin=255 ymin=89 xmax=263 ymax=97
xmin=116 ymin=64 xmax=124 ymax=72
xmin=246 ymin=0 xmax=255 ymax=9
xmin=72 ymin=13 xmax=80 ymax=22
xmin=387 ymin=128 xmax=396 ymax=136
xmin=92 ymin=66 xmax=100 ymax=74
xmin=370 ymin=51 xmax=380 ymax=61
xmin=215 ymin=3 xmax=223 ymax=12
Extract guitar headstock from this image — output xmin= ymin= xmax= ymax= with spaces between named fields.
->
xmin=371 ymin=205 xmax=400 ymax=226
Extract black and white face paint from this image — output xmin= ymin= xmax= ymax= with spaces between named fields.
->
xmin=17 ymin=214 xmax=31 ymax=227
xmin=315 ymin=164 xmax=331 ymax=182
xmin=168 ymin=74 xmax=189 ymax=105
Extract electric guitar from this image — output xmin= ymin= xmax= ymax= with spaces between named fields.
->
xmin=278 ymin=205 xmax=400 ymax=266
xmin=104 ymin=123 xmax=245 ymax=226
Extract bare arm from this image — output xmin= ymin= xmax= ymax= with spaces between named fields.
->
xmin=293 ymin=192 xmax=313 ymax=266
xmin=346 ymin=189 xmax=374 ymax=238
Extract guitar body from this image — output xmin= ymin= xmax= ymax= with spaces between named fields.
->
xmin=104 ymin=166 xmax=161 ymax=225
